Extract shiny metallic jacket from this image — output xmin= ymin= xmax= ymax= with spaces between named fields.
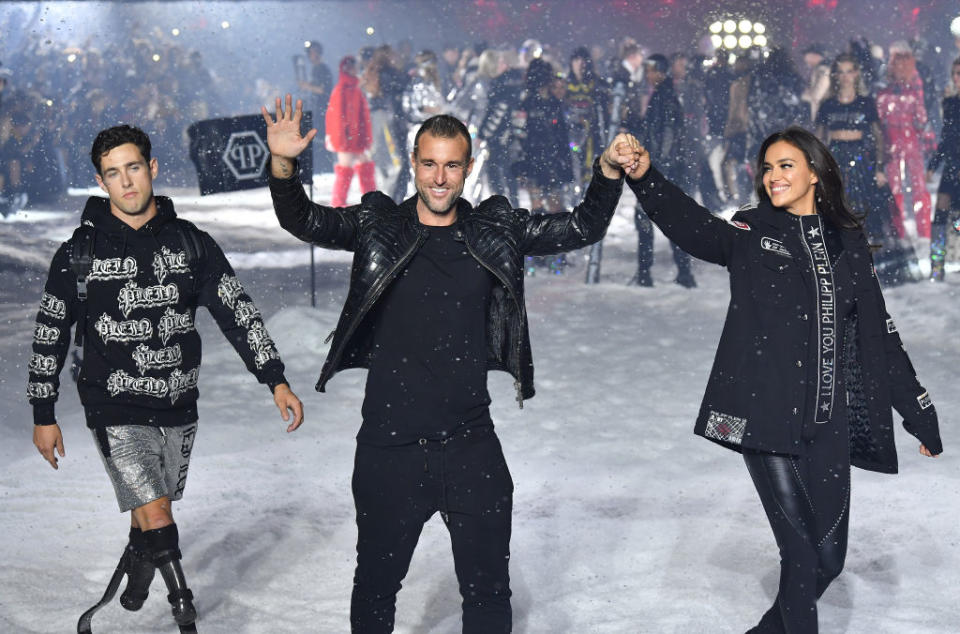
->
xmin=269 ymin=160 xmax=622 ymax=405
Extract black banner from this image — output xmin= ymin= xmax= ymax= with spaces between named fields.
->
xmin=188 ymin=112 xmax=313 ymax=195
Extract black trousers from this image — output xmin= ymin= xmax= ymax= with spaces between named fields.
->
xmin=634 ymin=207 xmax=692 ymax=275
xmin=351 ymin=427 xmax=513 ymax=633
xmin=743 ymin=445 xmax=850 ymax=634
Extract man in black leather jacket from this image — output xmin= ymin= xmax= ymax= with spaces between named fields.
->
xmin=262 ymin=94 xmax=635 ymax=633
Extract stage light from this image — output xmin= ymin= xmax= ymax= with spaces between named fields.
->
xmin=754 ymin=22 xmax=766 ymax=34
xmin=709 ymin=21 xmax=722 ymax=34
xmin=754 ymin=35 xmax=768 ymax=47
xmin=46 ymin=99 xmax=53 ymax=106
xmin=66 ymin=53 xmax=77 ymax=63
xmin=739 ymin=35 xmax=752 ymax=48
xmin=221 ymin=21 xmax=230 ymax=30
xmin=738 ymin=19 xmax=752 ymax=33
xmin=724 ymin=34 xmax=737 ymax=49
xmin=152 ymin=54 xmax=161 ymax=62
xmin=366 ymin=26 xmax=375 ymax=35
xmin=304 ymin=41 xmax=312 ymax=48
xmin=951 ymin=16 xmax=960 ymax=37
xmin=711 ymin=34 xmax=723 ymax=49
xmin=171 ymin=28 xmax=181 ymax=36
xmin=723 ymin=20 xmax=736 ymax=33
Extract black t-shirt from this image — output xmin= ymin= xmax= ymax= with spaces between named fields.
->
xmin=815 ymin=96 xmax=878 ymax=134
xmin=358 ymin=222 xmax=494 ymax=445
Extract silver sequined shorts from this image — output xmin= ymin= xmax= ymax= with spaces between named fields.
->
xmin=93 ymin=424 xmax=198 ymax=512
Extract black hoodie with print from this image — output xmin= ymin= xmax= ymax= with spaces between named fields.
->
xmin=28 ymin=195 xmax=287 ymax=429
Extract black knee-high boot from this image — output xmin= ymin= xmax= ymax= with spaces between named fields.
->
xmin=144 ymin=524 xmax=197 ymax=626
xmin=120 ymin=526 xmax=155 ymax=611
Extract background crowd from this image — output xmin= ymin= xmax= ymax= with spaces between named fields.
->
xmin=2 ymin=20 xmax=960 ymax=282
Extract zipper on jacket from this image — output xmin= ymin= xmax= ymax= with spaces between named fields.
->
xmin=460 ymin=232 xmax=526 ymax=408
xmin=320 ymin=229 xmax=428 ymax=385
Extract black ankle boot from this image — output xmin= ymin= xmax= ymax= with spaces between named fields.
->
xmin=627 ymin=269 xmax=653 ymax=287
xmin=675 ymin=268 xmax=697 ymax=288
xmin=119 ymin=543 xmax=155 ymax=611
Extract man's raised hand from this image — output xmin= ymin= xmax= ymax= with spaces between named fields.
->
xmin=261 ymin=94 xmax=318 ymax=161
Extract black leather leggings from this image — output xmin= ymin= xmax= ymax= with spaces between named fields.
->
xmin=743 ymin=450 xmax=850 ymax=634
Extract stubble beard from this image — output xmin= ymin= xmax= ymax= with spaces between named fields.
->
xmin=416 ymin=183 xmax=461 ymax=216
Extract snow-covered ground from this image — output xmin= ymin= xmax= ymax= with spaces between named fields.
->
xmin=1 ymin=179 xmax=957 ymax=633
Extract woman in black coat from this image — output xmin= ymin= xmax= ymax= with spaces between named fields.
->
xmin=621 ymin=126 xmax=943 ymax=633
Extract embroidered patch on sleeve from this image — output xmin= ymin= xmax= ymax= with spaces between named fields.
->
xmin=917 ymin=392 xmax=932 ymax=410
xmin=886 ymin=318 xmax=897 ymax=333
xmin=704 ymin=410 xmax=747 ymax=445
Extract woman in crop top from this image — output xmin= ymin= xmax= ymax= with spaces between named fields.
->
xmin=816 ymin=54 xmax=890 ymax=240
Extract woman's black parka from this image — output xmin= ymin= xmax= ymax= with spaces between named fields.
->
xmin=629 ymin=167 xmax=942 ymax=473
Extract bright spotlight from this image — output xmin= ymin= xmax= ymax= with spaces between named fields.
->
xmin=45 ymin=99 xmax=53 ymax=106
xmin=951 ymin=16 xmax=960 ymax=37
xmin=739 ymin=35 xmax=752 ymax=49
xmin=221 ymin=21 xmax=230 ymax=29
xmin=754 ymin=22 xmax=766 ymax=34
xmin=709 ymin=21 xmax=723 ymax=34
xmin=754 ymin=35 xmax=768 ymax=47
xmin=152 ymin=54 xmax=161 ymax=62
xmin=723 ymin=34 xmax=738 ymax=49
xmin=171 ymin=28 xmax=181 ymax=36
xmin=66 ymin=53 xmax=77 ymax=63
xmin=366 ymin=26 xmax=375 ymax=35
xmin=739 ymin=19 xmax=752 ymax=33
xmin=711 ymin=34 xmax=723 ymax=49
xmin=723 ymin=20 xmax=736 ymax=33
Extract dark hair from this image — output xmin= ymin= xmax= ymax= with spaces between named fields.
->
xmin=754 ymin=47 xmax=804 ymax=96
xmin=754 ymin=126 xmax=862 ymax=230
xmin=307 ymin=41 xmax=323 ymax=56
xmin=525 ymin=57 xmax=554 ymax=91
xmin=644 ymin=53 xmax=669 ymax=75
xmin=569 ymin=46 xmax=596 ymax=82
xmin=90 ymin=125 xmax=152 ymax=175
xmin=413 ymin=114 xmax=472 ymax=160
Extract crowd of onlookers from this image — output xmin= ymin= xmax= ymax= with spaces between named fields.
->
xmin=0 ymin=26 xmax=226 ymax=214
xmin=308 ymin=33 xmax=960 ymax=282
xmin=3 ymin=25 xmax=960 ymax=282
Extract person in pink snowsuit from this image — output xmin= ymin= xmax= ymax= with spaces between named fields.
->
xmin=876 ymin=43 xmax=932 ymax=238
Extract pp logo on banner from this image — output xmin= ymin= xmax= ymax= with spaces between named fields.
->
xmin=223 ymin=131 xmax=269 ymax=181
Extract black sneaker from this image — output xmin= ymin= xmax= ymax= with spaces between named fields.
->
xmin=675 ymin=270 xmax=697 ymax=288
xmin=627 ymin=270 xmax=653 ymax=287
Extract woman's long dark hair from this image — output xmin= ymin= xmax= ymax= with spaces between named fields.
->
xmin=753 ymin=126 xmax=863 ymax=230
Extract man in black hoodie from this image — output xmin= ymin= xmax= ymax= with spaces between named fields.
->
xmin=29 ymin=125 xmax=304 ymax=630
